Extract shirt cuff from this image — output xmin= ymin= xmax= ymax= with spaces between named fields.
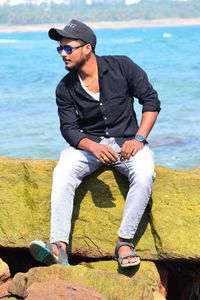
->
xmin=63 ymin=130 xmax=88 ymax=148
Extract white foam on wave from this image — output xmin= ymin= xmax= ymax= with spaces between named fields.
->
xmin=102 ymin=37 xmax=143 ymax=45
xmin=115 ymin=37 xmax=143 ymax=44
xmin=0 ymin=39 xmax=20 ymax=43
xmin=162 ymin=33 xmax=172 ymax=38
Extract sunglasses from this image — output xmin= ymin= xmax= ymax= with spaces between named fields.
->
xmin=57 ymin=44 xmax=86 ymax=55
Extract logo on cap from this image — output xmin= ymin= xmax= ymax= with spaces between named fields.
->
xmin=67 ymin=22 xmax=76 ymax=28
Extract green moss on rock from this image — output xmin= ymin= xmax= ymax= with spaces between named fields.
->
xmin=0 ymin=158 xmax=200 ymax=262
xmin=151 ymin=166 xmax=200 ymax=260
xmin=82 ymin=260 xmax=161 ymax=294
xmin=8 ymin=265 xmax=155 ymax=300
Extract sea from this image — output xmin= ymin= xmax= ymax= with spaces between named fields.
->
xmin=0 ymin=25 xmax=200 ymax=170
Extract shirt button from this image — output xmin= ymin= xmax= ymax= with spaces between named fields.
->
xmin=100 ymin=103 xmax=103 ymax=106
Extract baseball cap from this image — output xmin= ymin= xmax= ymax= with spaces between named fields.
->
xmin=48 ymin=19 xmax=97 ymax=49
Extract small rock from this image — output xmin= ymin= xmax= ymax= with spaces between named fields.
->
xmin=0 ymin=278 xmax=12 ymax=298
xmin=25 ymin=279 xmax=106 ymax=300
xmin=0 ymin=258 xmax=10 ymax=282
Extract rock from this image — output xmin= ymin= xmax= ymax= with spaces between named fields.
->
xmin=0 ymin=158 xmax=55 ymax=248
xmin=0 ymin=157 xmax=200 ymax=262
xmin=0 ymin=258 xmax=10 ymax=282
xmin=8 ymin=264 xmax=155 ymax=300
xmin=25 ymin=279 xmax=105 ymax=300
xmin=151 ymin=166 xmax=200 ymax=261
xmin=81 ymin=260 xmax=167 ymax=298
xmin=1 ymin=298 xmax=17 ymax=300
xmin=153 ymin=291 xmax=166 ymax=300
xmin=0 ymin=279 xmax=12 ymax=298
xmin=0 ymin=157 xmax=156 ymax=259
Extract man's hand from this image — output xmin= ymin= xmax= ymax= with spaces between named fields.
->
xmin=120 ymin=111 xmax=159 ymax=160
xmin=120 ymin=139 xmax=144 ymax=160
xmin=91 ymin=143 xmax=119 ymax=165
xmin=77 ymin=138 xmax=119 ymax=165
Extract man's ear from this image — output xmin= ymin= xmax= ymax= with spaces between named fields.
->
xmin=84 ymin=43 xmax=92 ymax=55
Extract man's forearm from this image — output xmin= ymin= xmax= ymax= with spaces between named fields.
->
xmin=136 ymin=111 xmax=158 ymax=140
xmin=77 ymin=138 xmax=99 ymax=152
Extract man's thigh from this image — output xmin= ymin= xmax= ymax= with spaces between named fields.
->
xmin=54 ymin=146 xmax=102 ymax=180
xmin=113 ymin=145 xmax=155 ymax=180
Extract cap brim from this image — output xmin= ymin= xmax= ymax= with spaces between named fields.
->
xmin=48 ymin=28 xmax=78 ymax=41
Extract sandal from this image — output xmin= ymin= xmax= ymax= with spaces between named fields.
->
xmin=114 ymin=242 xmax=140 ymax=268
xmin=29 ymin=240 xmax=69 ymax=266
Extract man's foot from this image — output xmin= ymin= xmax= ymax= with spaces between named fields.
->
xmin=51 ymin=241 xmax=67 ymax=257
xmin=114 ymin=240 xmax=140 ymax=268
xmin=29 ymin=240 xmax=69 ymax=266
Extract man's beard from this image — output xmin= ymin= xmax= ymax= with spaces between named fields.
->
xmin=65 ymin=57 xmax=86 ymax=72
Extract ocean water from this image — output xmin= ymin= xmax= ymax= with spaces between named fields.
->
xmin=0 ymin=25 xmax=200 ymax=169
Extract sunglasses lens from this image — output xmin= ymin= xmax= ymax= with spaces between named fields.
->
xmin=57 ymin=46 xmax=71 ymax=54
xmin=57 ymin=46 xmax=62 ymax=53
xmin=63 ymin=46 xmax=72 ymax=54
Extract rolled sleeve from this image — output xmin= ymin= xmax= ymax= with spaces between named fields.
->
xmin=56 ymin=85 xmax=88 ymax=147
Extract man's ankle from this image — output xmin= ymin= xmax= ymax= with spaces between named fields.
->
xmin=118 ymin=237 xmax=132 ymax=243
xmin=59 ymin=241 xmax=67 ymax=253
xmin=52 ymin=241 xmax=67 ymax=256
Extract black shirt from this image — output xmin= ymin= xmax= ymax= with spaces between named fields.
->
xmin=56 ymin=55 xmax=161 ymax=147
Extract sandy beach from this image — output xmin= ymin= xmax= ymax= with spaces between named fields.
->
xmin=0 ymin=18 xmax=200 ymax=33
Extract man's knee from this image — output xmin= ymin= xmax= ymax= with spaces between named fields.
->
xmin=140 ymin=169 xmax=154 ymax=187
xmin=130 ymin=167 xmax=155 ymax=189
xmin=131 ymin=147 xmax=155 ymax=187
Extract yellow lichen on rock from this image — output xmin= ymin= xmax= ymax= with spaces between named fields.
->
xmin=0 ymin=157 xmax=200 ymax=262
xmin=151 ymin=166 xmax=200 ymax=260
xmin=8 ymin=264 xmax=155 ymax=300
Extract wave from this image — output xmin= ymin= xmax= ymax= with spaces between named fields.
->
xmin=162 ymin=33 xmax=172 ymax=38
xmin=151 ymin=136 xmax=199 ymax=147
xmin=0 ymin=39 xmax=20 ymax=43
xmin=114 ymin=38 xmax=143 ymax=44
xmin=101 ymin=37 xmax=143 ymax=45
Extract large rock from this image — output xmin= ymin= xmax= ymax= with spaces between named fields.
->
xmin=0 ymin=157 xmax=200 ymax=261
xmin=0 ymin=157 xmax=156 ymax=259
xmin=8 ymin=264 xmax=156 ymax=300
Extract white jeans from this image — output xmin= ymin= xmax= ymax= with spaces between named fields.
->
xmin=50 ymin=137 xmax=155 ymax=244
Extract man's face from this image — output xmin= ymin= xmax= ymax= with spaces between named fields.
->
xmin=58 ymin=38 xmax=88 ymax=71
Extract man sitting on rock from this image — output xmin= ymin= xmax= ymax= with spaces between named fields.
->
xmin=30 ymin=19 xmax=161 ymax=268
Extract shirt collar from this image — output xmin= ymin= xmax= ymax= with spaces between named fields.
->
xmin=96 ymin=55 xmax=109 ymax=77
xmin=69 ymin=55 xmax=109 ymax=91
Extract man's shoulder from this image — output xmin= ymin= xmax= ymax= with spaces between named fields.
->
xmin=99 ymin=55 xmax=133 ymax=64
xmin=98 ymin=55 xmax=136 ymax=73
xmin=56 ymin=71 xmax=76 ymax=93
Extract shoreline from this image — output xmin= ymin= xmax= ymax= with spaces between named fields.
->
xmin=0 ymin=18 xmax=200 ymax=33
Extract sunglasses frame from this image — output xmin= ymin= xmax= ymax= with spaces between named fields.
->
xmin=57 ymin=44 xmax=86 ymax=55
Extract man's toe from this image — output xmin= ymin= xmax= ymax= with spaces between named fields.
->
xmin=122 ymin=258 xmax=129 ymax=265
xmin=128 ymin=256 xmax=137 ymax=263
